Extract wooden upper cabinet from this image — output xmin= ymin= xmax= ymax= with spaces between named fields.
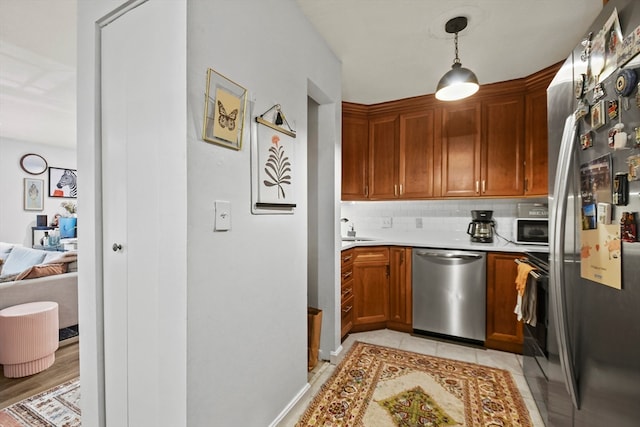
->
xmin=399 ymin=110 xmax=437 ymax=198
xmin=341 ymin=63 xmax=557 ymax=200
xmin=524 ymin=88 xmax=549 ymax=196
xmin=523 ymin=63 xmax=560 ymax=197
xmin=441 ymin=102 xmax=482 ymax=197
xmin=342 ymin=111 xmax=369 ymax=200
xmin=368 ymin=115 xmax=398 ymax=199
xmin=481 ymin=95 xmax=525 ymax=196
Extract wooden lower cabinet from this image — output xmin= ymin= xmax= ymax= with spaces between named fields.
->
xmin=341 ymin=249 xmax=355 ymax=340
xmin=352 ymin=247 xmax=390 ymax=331
xmin=345 ymin=246 xmax=412 ymax=335
xmin=388 ymin=247 xmax=412 ymax=332
xmin=486 ymin=252 xmax=524 ymax=353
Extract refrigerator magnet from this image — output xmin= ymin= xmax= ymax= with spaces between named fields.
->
xmin=592 ymin=83 xmax=606 ymax=102
xmin=574 ymin=100 xmax=589 ymax=121
xmin=614 ymin=69 xmax=637 ymax=97
xmin=575 ymin=74 xmax=586 ymax=99
xmin=591 ymin=100 xmax=605 ymax=130
xmin=607 ymin=99 xmax=619 ymax=120
xmin=581 ymin=131 xmax=593 ymax=150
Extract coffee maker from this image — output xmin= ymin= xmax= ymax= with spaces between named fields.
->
xmin=467 ymin=210 xmax=495 ymax=243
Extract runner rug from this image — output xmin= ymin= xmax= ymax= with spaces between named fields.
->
xmin=297 ymin=342 xmax=532 ymax=426
xmin=0 ymin=378 xmax=80 ymax=427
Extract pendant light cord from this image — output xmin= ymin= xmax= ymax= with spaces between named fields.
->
xmin=453 ymin=32 xmax=461 ymax=65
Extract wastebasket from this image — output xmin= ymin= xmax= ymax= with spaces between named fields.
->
xmin=307 ymin=307 xmax=322 ymax=371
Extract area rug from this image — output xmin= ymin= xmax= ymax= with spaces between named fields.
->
xmin=297 ymin=342 xmax=532 ymax=426
xmin=0 ymin=378 xmax=80 ymax=427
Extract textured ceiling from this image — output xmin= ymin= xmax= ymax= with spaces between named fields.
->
xmin=0 ymin=0 xmax=76 ymax=148
xmin=0 ymin=0 xmax=605 ymax=147
xmin=295 ymin=0 xmax=603 ymax=104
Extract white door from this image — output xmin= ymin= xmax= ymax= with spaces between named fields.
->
xmin=101 ymin=2 xmax=184 ymax=425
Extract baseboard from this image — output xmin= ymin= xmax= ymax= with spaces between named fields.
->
xmin=329 ymin=344 xmax=343 ymax=364
xmin=268 ymin=382 xmax=310 ymax=427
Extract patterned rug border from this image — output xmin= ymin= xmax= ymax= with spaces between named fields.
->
xmin=0 ymin=377 xmax=81 ymax=427
xmin=297 ymin=341 xmax=532 ymax=426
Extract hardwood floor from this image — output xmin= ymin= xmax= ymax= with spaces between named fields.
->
xmin=0 ymin=339 xmax=79 ymax=409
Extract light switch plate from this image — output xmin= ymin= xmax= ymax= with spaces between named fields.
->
xmin=215 ymin=200 xmax=231 ymax=231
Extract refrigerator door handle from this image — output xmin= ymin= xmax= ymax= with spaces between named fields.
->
xmin=550 ymin=114 xmax=580 ymax=409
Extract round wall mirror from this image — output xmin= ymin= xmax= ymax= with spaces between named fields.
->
xmin=20 ymin=153 xmax=48 ymax=175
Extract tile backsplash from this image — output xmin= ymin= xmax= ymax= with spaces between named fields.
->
xmin=340 ymin=198 xmax=547 ymax=241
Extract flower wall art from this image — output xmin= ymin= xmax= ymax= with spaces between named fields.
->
xmin=251 ymin=105 xmax=297 ymax=214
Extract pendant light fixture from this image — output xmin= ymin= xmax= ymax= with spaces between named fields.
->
xmin=435 ymin=16 xmax=479 ymax=101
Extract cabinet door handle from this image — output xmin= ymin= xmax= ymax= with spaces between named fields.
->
xmin=475 ymin=181 xmax=480 ymax=194
xmin=342 ymin=254 xmax=352 ymax=263
xmin=399 ymin=184 xmax=403 ymax=195
xmin=342 ymin=271 xmax=352 ymax=280
xmin=342 ymin=287 xmax=352 ymax=298
xmin=342 ymin=305 xmax=353 ymax=314
xmin=394 ymin=184 xmax=398 ymax=196
xmin=482 ymin=180 xmax=486 ymax=193
xmin=364 ymin=185 xmax=369 ymax=197
xmin=524 ymin=178 xmax=529 ymax=192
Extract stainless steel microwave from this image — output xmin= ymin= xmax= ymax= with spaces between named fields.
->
xmin=514 ymin=218 xmax=549 ymax=245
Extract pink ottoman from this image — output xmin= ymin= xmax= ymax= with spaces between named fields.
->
xmin=0 ymin=301 xmax=59 ymax=378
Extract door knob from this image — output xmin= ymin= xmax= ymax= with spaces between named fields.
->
xmin=112 ymin=243 xmax=123 ymax=252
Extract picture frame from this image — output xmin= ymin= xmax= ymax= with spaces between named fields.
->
xmin=250 ymin=119 xmax=297 ymax=215
xmin=591 ymin=100 xmax=605 ymax=130
xmin=24 ymin=178 xmax=44 ymax=211
xmin=202 ymin=68 xmax=248 ymax=150
xmin=48 ymin=167 xmax=77 ymax=198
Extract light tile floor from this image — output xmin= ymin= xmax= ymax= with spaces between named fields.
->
xmin=279 ymin=329 xmax=545 ymax=426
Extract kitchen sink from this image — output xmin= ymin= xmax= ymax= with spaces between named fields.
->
xmin=341 ymin=236 xmax=377 ymax=242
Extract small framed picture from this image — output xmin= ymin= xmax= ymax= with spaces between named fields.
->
xmin=591 ymin=100 xmax=605 ymax=130
xmin=48 ymin=167 xmax=77 ymax=198
xmin=24 ymin=178 xmax=44 ymax=211
xmin=581 ymin=131 xmax=593 ymax=150
xmin=202 ymin=68 xmax=248 ymax=150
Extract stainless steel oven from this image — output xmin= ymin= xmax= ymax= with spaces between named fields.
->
xmin=517 ymin=252 xmax=549 ymax=426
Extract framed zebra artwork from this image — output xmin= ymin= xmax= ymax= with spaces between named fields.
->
xmin=202 ymin=68 xmax=247 ymax=150
xmin=48 ymin=167 xmax=77 ymax=198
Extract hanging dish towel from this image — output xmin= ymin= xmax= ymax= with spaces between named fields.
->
xmin=514 ymin=262 xmax=534 ymax=323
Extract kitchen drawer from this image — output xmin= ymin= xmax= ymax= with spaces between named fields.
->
xmin=341 ymin=248 xmax=354 ymax=267
xmin=341 ymin=281 xmax=354 ymax=301
xmin=353 ymin=246 xmax=389 ymax=264
xmin=341 ymin=294 xmax=355 ymax=339
xmin=342 ymin=264 xmax=354 ymax=285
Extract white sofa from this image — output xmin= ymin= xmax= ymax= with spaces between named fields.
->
xmin=0 ymin=243 xmax=78 ymax=329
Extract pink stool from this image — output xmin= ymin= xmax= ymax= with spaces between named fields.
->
xmin=0 ymin=301 xmax=59 ymax=378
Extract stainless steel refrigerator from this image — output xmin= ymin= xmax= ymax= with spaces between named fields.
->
xmin=547 ymin=0 xmax=640 ymax=426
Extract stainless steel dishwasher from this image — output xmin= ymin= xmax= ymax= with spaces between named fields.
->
xmin=412 ymin=248 xmax=486 ymax=343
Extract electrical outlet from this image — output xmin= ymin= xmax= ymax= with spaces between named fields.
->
xmin=382 ymin=217 xmax=392 ymax=228
xmin=416 ymin=217 xmax=423 ymax=229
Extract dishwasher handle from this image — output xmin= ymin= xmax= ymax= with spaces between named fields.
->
xmin=415 ymin=250 xmax=483 ymax=261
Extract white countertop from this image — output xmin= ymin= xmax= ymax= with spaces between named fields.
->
xmin=340 ymin=230 xmax=548 ymax=254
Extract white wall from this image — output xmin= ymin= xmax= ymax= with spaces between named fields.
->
xmin=186 ymin=1 xmax=341 ymax=425
xmin=0 ymin=137 xmax=76 ymax=246
xmin=78 ymin=0 xmax=340 ymax=426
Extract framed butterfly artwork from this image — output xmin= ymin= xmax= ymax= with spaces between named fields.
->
xmin=202 ymin=68 xmax=248 ymax=150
